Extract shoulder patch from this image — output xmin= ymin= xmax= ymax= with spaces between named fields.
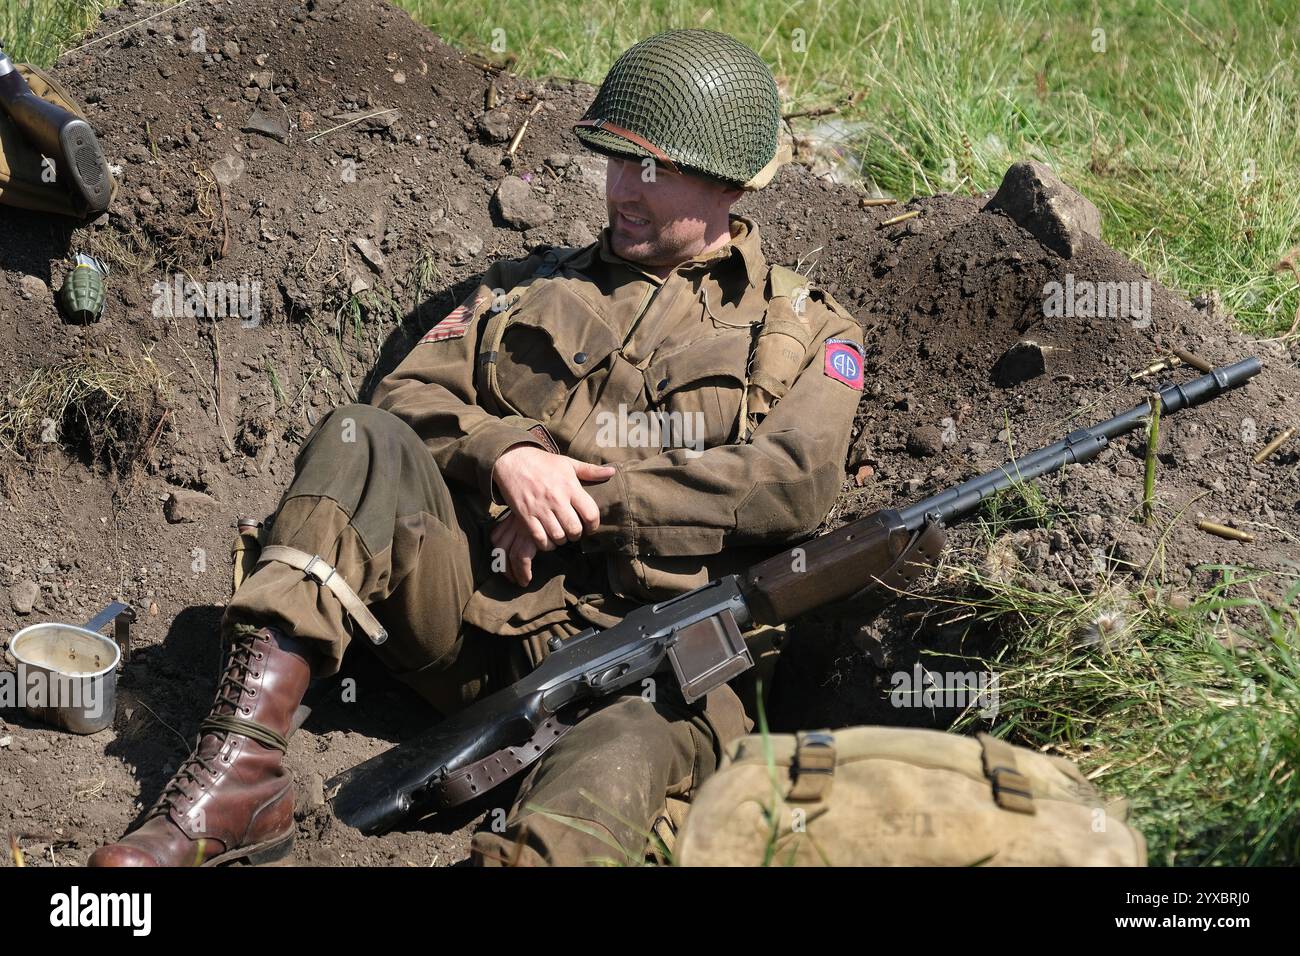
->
xmin=419 ymin=293 xmax=483 ymax=344
xmin=823 ymin=337 xmax=864 ymax=390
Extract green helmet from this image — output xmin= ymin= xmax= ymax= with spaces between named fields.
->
xmin=574 ymin=29 xmax=787 ymax=191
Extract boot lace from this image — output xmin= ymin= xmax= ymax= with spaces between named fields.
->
xmin=151 ymin=625 xmax=288 ymax=817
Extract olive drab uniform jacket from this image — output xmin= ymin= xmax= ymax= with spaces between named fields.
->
xmin=372 ymin=213 xmax=864 ymax=655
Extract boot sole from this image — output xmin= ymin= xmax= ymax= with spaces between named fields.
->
xmin=205 ymin=832 xmax=295 ymax=867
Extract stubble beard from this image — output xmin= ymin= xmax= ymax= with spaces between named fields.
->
xmin=610 ymin=217 xmax=695 ymax=270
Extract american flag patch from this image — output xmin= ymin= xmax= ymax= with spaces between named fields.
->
xmin=420 ymin=295 xmax=483 ymax=344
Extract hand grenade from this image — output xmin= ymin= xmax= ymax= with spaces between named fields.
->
xmin=57 ymin=253 xmax=109 ymax=323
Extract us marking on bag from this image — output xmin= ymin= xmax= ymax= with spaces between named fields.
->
xmin=823 ymin=338 xmax=864 ymax=390
xmin=420 ymin=294 xmax=483 ymax=344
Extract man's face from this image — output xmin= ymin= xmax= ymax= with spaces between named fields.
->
xmin=605 ymin=155 xmax=741 ymax=269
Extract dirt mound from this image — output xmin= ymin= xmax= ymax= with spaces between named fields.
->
xmin=1 ymin=0 xmax=1296 ymax=867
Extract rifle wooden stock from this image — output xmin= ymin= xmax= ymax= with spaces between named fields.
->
xmin=743 ymin=509 xmax=914 ymax=625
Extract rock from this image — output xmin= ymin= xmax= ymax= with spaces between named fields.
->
xmin=243 ymin=107 xmax=289 ymax=143
xmin=307 ymin=772 xmax=326 ymax=810
xmin=1080 ymin=513 xmax=1105 ymax=544
xmin=250 ymin=70 xmax=274 ymax=90
xmin=493 ymin=176 xmax=554 ymax=231
xmin=351 ymin=236 xmax=387 ymax=273
xmin=222 ymin=40 xmax=241 ymax=59
xmin=991 ymin=339 xmax=1047 ymax=386
xmin=346 ymin=270 xmax=371 ymax=295
xmin=210 ymin=152 xmax=245 ymax=187
xmin=9 ymin=579 xmax=39 ymax=615
xmin=545 ymin=152 xmax=572 ymax=169
xmin=125 ymin=143 xmax=151 ymax=164
xmin=463 ymin=142 xmax=503 ymax=172
xmin=426 ymin=221 xmax=483 ymax=264
xmin=18 ymin=275 xmax=51 ymax=305
xmin=906 ymin=425 xmax=944 ymax=458
xmin=984 ymin=160 xmax=1101 ymax=259
xmin=853 ymin=464 xmax=875 ymax=486
xmin=1191 ymin=291 xmax=1221 ymax=315
xmin=476 ymin=108 xmax=514 ymax=143
xmin=164 ymin=489 xmax=216 ymax=524
xmin=566 ymin=218 xmax=596 ymax=247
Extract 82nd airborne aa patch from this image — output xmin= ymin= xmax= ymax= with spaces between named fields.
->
xmin=419 ymin=294 xmax=484 ymax=344
xmin=823 ymin=338 xmax=864 ymax=390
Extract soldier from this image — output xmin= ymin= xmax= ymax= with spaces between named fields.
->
xmin=89 ymin=28 xmax=865 ymax=868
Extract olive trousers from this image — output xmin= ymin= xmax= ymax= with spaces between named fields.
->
xmin=224 ymin=404 xmax=738 ymax=866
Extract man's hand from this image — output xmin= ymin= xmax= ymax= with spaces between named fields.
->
xmin=491 ymin=444 xmax=616 ymax=552
xmin=490 ymin=511 xmax=540 ymax=586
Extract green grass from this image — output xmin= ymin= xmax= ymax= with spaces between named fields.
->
xmin=946 ymin=562 xmax=1300 ymax=866
xmin=1 ymin=0 xmax=105 ymax=63
xmin=393 ymin=0 xmax=1300 ymax=337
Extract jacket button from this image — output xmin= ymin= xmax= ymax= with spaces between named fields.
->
xmin=614 ymin=535 xmax=627 ymax=548
xmin=657 ymin=377 xmax=669 ymax=390
xmin=574 ymin=351 xmax=588 ymax=365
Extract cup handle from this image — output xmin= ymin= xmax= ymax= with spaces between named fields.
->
xmin=83 ymin=601 xmax=136 ymax=665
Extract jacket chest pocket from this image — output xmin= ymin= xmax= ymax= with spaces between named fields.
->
xmin=643 ymin=331 xmax=752 ymax=453
xmin=486 ymin=280 xmax=620 ymax=422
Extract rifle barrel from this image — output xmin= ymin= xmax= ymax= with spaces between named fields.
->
xmin=898 ymin=357 xmax=1261 ymax=530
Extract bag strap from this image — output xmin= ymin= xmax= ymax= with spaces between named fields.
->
xmin=978 ymin=733 xmax=1037 ymax=815
xmin=786 ymin=729 xmax=836 ymax=802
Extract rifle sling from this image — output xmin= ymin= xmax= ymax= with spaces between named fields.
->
xmin=843 ymin=521 xmax=947 ymax=608
xmin=424 ymin=708 xmax=582 ymax=811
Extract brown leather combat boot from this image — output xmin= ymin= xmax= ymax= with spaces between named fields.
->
xmin=89 ymin=624 xmax=314 ymax=867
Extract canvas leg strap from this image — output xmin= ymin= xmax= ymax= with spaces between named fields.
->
xmin=256 ymin=545 xmax=389 ymax=646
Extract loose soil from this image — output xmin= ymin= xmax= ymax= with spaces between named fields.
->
xmin=1 ymin=0 xmax=1296 ymax=867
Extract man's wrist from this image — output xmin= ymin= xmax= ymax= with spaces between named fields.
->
xmin=489 ymin=442 xmax=537 ymax=506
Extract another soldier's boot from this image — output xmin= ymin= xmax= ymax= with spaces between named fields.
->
xmin=88 ymin=624 xmax=314 ymax=867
